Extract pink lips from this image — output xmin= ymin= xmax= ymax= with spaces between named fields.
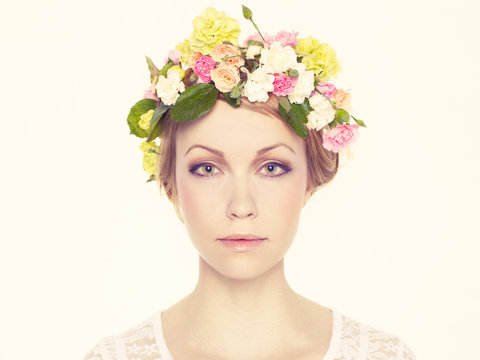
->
xmin=218 ymin=233 xmax=267 ymax=251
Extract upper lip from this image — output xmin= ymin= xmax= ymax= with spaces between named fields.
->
xmin=218 ymin=233 xmax=266 ymax=241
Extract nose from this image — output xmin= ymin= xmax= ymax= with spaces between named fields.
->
xmin=226 ymin=176 xmax=258 ymax=220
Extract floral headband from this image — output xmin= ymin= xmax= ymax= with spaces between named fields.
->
xmin=127 ymin=5 xmax=366 ymax=181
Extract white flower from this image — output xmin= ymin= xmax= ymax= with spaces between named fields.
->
xmin=288 ymin=69 xmax=314 ymax=104
xmin=260 ymin=41 xmax=297 ymax=73
xmin=156 ymin=70 xmax=185 ymax=105
xmin=241 ymin=67 xmax=274 ymax=103
xmin=305 ymin=93 xmax=336 ymax=130
xmin=246 ymin=45 xmax=262 ymax=59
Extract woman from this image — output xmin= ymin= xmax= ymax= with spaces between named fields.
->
xmin=85 ymin=6 xmax=416 ymax=360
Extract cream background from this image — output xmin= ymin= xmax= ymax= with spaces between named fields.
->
xmin=1 ymin=0 xmax=479 ymax=359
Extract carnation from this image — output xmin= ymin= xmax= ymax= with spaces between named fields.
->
xmin=265 ymin=30 xmax=298 ymax=47
xmin=272 ymin=73 xmax=297 ymax=96
xmin=316 ymin=82 xmax=337 ymax=99
xmin=288 ymin=68 xmax=315 ymax=104
xmin=295 ymin=36 xmax=341 ymax=81
xmin=305 ymin=93 xmax=336 ymax=130
xmin=333 ymin=89 xmax=353 ymax=112
xmin=260 ymin=41 xmax=298 ymax=73
xmin=139 ymin=141 xmax=159 ymax=176
xmin=189 ymin=7 xmax=241 ymax=54
xmin=193 ymin=55 xmax=216 ymax=83
xmin=242 ymin=67 xmax=275 ymax=103
xmin=139 ymin=109 xmax=155 ymax=131
xmin=156 ymin=71 xmax=185 ymax=106
xmin=322 ymin=124 xmax=360 ymax=152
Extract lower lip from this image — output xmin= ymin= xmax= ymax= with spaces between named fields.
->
xmin=219 ymin=239 xmax=266 ymax=251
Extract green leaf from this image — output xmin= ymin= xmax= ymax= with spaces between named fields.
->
xmin=290 ymin=100 xmax=313 ymax=123
xmin=352 ymin=115 xmax=367 ymax=127
xmin=146 ymin=103 xmax=170 ymax=142
xmin=278 ymin=104 xmax=308 ymax=139
xmin=159 ymin=61 xmax=174 ymax=77
xmin=145 ymin=56 xmax=160 ymax=84
xmin=242 ymin=4 xmax=253 ymax=19
xmin=229 ymin=86 xmax=241 ymax=98
xmin=127 ymin=99 xmax=157 ymax=138
xmin=289 ymin=103 xmax=309 ymax=124
xmin=171 ymin=83 xmax=219 ymax=122
xmin=276 ymin=96 xmax=291 ymax=112
xmin=335 ymin=109 xmax=350 ymax=123
xmin=247 ymin=40 xmax=264 ymax=47
xmin=223 ymin=91 xmax=241 ymax=108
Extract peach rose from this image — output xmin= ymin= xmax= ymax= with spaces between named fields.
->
xmin=209 ymin=43 xmax=245 ymax=67
xmin=187 ymin=52 xmax=203 ymax=68
xmin=334 ymin=89 xmax=352 ymax=111
xmin=210 ymin=63 xmax=240 ymax=92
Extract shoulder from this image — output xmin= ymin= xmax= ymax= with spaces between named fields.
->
xmin=82 ymin=312 xmax=161 ymax=360
xmin=334 ymin=311 xmax=417 ymax=360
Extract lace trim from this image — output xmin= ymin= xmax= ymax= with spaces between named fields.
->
xmin=84 ymin=309 xmax=416 ymax=360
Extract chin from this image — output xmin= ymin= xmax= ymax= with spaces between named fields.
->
xmin=201 ymin=253 xmax=283 ymax=281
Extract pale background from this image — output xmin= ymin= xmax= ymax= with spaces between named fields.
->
xmin=1 ymin=0 xmax=479 ymax=359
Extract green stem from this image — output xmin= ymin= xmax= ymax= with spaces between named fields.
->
xmin=249 ymin=19 xmax=266 ymax=43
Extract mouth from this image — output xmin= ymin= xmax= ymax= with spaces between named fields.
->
xmin=218 ymin=233 xmax=267 ymax=241
xmin=217 ymin=234 xmax=267 ymax=251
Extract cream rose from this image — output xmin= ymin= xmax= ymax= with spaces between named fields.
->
xmin=210 ymin=43 xmax=245 ymax=67
xmin=210 ymin=63 xmax=240 ymax=92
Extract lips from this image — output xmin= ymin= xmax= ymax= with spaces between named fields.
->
xmin=218 ymin=233 xmax=266 ymax=241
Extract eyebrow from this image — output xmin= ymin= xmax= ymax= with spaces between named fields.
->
xmin=184 ymin=143 xmax=296 ymax=157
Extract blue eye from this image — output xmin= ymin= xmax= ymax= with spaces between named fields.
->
xmin=189 ymin=162 xmax=291 ymax=178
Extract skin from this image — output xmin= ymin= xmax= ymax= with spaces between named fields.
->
xmin=162 ymin=100 xmax=333 ymax=360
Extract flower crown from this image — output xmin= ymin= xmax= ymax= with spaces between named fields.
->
xmin=127 ymin=5 xmax=366 ymax=181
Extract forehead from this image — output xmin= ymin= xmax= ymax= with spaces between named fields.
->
xmin=176 ymin=100 xmax=305 ymax=157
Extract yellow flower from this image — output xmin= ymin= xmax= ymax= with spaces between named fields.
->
xmin=295 ymin=36 xmax=341 ymax=81
xmin=175 ymin=39 xmax=191 ymax=65
xmin=139 ymin=109 xmax=154 ymax=131
xmin=139 ymin=141 xmax=159 ymax=176
xmin=189 ymin=7 xmax=241 ymax=55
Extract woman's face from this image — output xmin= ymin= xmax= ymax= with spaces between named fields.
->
xmin=175 ymin=100 xmax=311 ymax=280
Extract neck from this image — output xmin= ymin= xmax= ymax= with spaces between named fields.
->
xmin=186 ymin=256 xmax=300 ymax=321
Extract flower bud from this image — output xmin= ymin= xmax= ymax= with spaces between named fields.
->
xmin=242 ymin=5 xmax=253 ymax=20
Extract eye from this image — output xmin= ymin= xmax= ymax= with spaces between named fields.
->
xmin=189 ymin=162 xmax=221 ymax=177
xmin=259 ymin=162 xmax=291 ymax=177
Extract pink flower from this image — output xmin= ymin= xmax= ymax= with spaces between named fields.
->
xmin=322 ymin=124 xmax=360 ymax=152
xmin=168 ymin=49 xmax=182 ymax=65
xmin=272 ymin=73 xmax=297 ymax=96
xmin=193 ymin=56 xmax=216 ymax=83
xmin=316 ymin=82 xmax=337 ymax=99
xmin=265 ymin=30 xmax=298 ymax=47
xmin=143 ymin=83 xmax=160 ymax=103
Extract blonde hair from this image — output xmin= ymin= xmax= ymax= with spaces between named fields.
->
xmin=155 ymin=95 xmax=339 ymax=223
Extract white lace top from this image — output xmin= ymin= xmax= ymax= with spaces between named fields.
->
xmin=84 ymin=309 xmax=416 ymax=360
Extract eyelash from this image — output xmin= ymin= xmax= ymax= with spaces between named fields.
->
xmin=189 ymin=161 xmax=291 ymax=179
